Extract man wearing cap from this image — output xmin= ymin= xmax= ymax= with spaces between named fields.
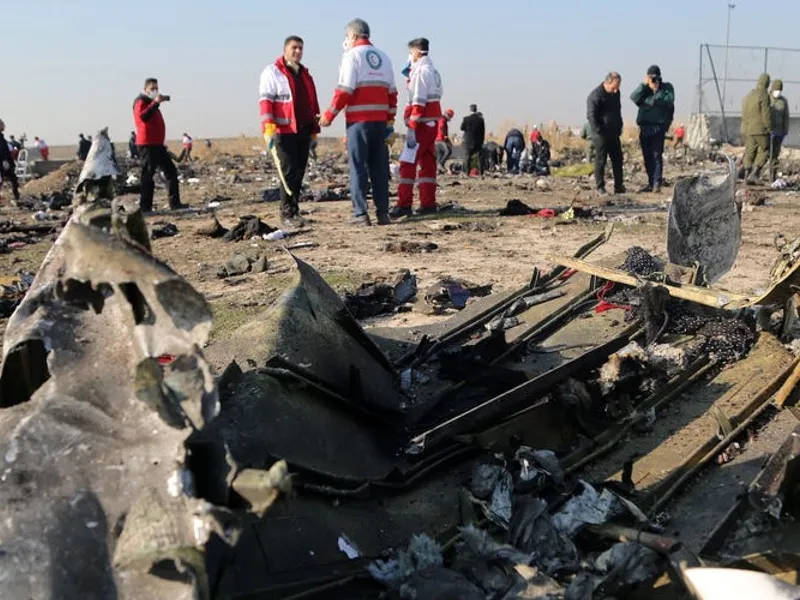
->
xmin=318 ymin=18 xmax=397 ymax=226
xmin=769 ymin=79 xmax=790 ymax=181
xmin=392 ymin=37 xmax=443 ymax=217
xmin=630 ymin=65 xmax=675 ymax=193
xmin=435 ymin=108 xmax=454 ymax=172
xmin=461 ymin=104 xmax=485 ymax=176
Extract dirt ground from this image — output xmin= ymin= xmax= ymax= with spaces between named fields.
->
xmin=1 ymin=136 xmax=797 ymax=340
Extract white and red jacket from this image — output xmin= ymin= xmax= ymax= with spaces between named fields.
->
xmin=259 ymin=58 xmax=321 ymax=135
xmin=405 ymin=56 xmax=442 ymax=130
xmin=323 ymin=40 xmax=397 ymax=125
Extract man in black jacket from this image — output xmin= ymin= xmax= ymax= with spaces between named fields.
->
xmin=77 ymin=134 xmax=91 ymax=161
xmin=461 ymin=104 xmax=485 ymax=175
xmin=0 ymin=119 xmax=20 ymax=202
xmin=587 ymin=72 xmax=625 ymax=195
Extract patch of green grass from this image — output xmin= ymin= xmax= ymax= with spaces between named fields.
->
xmin=552 ymin=164 xmax=594 ymax=178
xmin=321 ymin=269 xmax=363 ymax=293
xmin=208 ymin=302 xmax=264 ymax=342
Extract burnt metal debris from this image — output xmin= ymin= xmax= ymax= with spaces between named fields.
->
xmin=4 ymin=145 xmax=800 ymax=599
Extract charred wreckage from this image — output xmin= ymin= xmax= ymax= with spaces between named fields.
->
xmin=4 ymin=136 xmax=800 ymax=599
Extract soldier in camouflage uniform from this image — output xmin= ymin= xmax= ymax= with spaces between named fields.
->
xmin=769 ymin=79 xmax=790 ymax=181
xmin=741 ymin=73 xmax=772 ymax=184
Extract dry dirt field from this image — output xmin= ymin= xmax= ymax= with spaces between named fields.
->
xmin=4 ymin=133 xmax=800 ymax=598
xmin=2 ymin=133 xmax=797 ymax=338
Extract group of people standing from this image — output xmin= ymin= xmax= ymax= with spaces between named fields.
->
xmin=259 ymin=18 xmax=447 ymax=227
xmin=0 ymin=126 xmax=49 ymax=203
xmin=740 ymin=73 xmax=790 ymax=184
xmin=587 ymin=65 xmax=675 ymax=196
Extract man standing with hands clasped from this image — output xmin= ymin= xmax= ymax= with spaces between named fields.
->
xmin=630 ymin=65 xmax=675 ymax=193
xmin=259 ymin=35 xmax=321 ymax=227
xmin=318 ymin=18 xmax=397 ymax=226
xmin=587 ymin=72 xmax=625 ymax=196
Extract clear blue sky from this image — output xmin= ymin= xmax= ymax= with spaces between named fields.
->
xmin=4 ymin=0 xmax=798 ymax=145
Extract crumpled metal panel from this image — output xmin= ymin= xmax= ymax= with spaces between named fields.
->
xmin=193 ymin=369 xmax=402 ymax=483
xmin=207 ymin=255 xmax=406 ymax=420
xmin=667 ymin=156 xmax=741 ymax=284
xmin=0 ymin=204 xmax=219 ymax=599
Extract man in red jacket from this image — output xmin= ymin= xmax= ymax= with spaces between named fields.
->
xmin=259 ymin=35 xmax=321 ymax=227
xmin=435 ymin=108 xmax=454 ymax=172
xmin=133 ymin=77 xmax=184 ymax=212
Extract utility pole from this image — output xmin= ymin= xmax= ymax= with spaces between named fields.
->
xmin=722 ymin=2 xmax=736 ymax=109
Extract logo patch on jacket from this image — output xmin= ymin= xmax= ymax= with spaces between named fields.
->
xmin=366 ymin=50 xmax=383 ymax=70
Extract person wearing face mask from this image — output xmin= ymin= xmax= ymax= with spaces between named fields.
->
xmin=769 ymin=80 xmax=790 ymax=182
xmin=587 ymin=72 xmax=625 ymax=196
xmin=259 ymin=35 xmax=321 ymax=227
xmin=740 ymin=73 xmax=773 ymax=185
xmin=318 ymin=18 xmax=397 ymax=226
xmin=133 ymin=77 xmax=185 ymax=212
xmin=391 ymin=37 xmax=443 ymax=218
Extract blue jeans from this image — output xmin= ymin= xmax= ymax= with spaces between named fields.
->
xmin=505 ymin=139 xmax=524 ymax=173
xmin=346 ymin=121 xmax=390 ymax=217
xmin=639 ymin=126 xmax=666 ymax=188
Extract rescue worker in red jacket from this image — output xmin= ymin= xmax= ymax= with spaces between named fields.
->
xmin=435 ymin=108 xmax=454 ymax=172
xmin=259 ymin=35 xmax=321 ymax=227
xmin=391 ymin=37 xmax=443 ymax=218
xmin=318 ymin=18 xmax=397 ymax=226
xmin=133 ymin=77 xmax=184 ymax=212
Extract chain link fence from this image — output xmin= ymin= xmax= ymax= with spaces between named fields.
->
xmin=697 ymin=44 xmax=800 ymax=146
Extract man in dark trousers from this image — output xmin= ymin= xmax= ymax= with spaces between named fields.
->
xmin=133 ymin=78 xmax=185 ymax=212
xmin=128 ymin=131 xmax=139 ymax=159
xmin=630 ymin=65 xmax=675 ymax=193
xmin=461 ymin=104 xmax=485 ymax=175
xmin=587 ymin=72 xmax=625 ymax=196
xmin=503 ymin=127 xmax=525 ymax=173
xmin=0 ymin=119 xmax=20 ymax=203
xmin=259 ymin=35 xmax=321 ymax=227
xmin=77 ymin=134 xmax=91 ymax=161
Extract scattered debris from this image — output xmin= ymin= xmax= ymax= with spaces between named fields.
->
xmin=0 ymin=271 xmax=34 ymax=318
xmin=216 ymin=252 xmax=268 ymax=278
xmin=151 ymin=221 xmax=179 ymax=239
xmin=222 ymin=215 xmax=276 ymax=242
xmin=382 ymin=240 xmax=439 ymax=253
xmin=424 ymin=278 xmax=493 ymax=311
xmin=195 ymin=216 xmax=229 ymax=238
xmin=343 ymin=270 xmax=418 ymax=319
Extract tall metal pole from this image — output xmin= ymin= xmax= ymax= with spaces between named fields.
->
xmin=722 ymin=2 xmax=735 ymax=109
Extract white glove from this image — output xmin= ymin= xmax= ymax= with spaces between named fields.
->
xmin=405 ymin=129 xmax=417 ymax=148
xmin=1 ymin=161 xmax=8 ymax=171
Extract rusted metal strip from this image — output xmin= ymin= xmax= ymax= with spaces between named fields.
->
xmin=645 ymin=355 xmax=798 ymax=515
xmin=547 ymin=255 xmax=752 ymax=309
